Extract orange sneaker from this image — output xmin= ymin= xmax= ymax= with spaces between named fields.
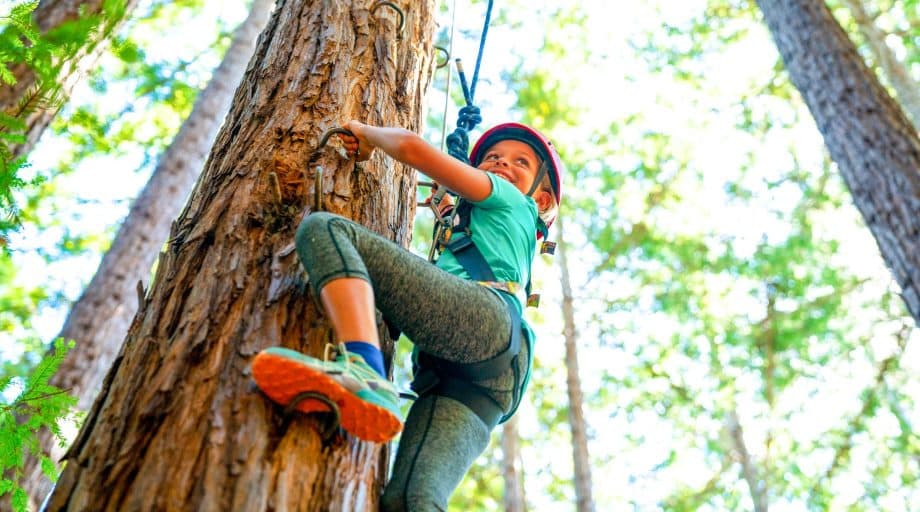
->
xmin=252 ymin=344 xmax=403 ymax=443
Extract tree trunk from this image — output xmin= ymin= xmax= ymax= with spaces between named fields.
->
xmin=557 ymin=216 xmax=596 ymax=512
xmin=726 ymin=410 xmax=768 ymax=512
xmin=45 ymin=1 xmax=435 ymax=510
xmin=17 ymin=1 xmax=275 ymax=508
xmin=754 ymin=0 xmax=920 ymax=325
xmin=0 ymin=0 xmax=139 ymax=160
xmin=841 ymin=0 xmax=920 ymax=129
xmin=501 ymin=414 xmax=526 ymax=512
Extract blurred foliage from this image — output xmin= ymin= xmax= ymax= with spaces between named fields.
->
xmin=0 ymin=0 xmax=138 ymax=239
xmin=0 ymin=0 xmax=215 ymax=366
xmin=0 ymin=2 xmax=217 ymax=508
xmin=0 ymin=339 xmax=78 ymax=512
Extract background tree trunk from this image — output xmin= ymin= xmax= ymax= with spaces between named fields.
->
xmin=44 ymin=0 xmax=436 ymax=510
xmin=755 ymin=0 xmax=920 ymax=324
xmin=841 ymin=0 xmax=920 ymax=129
xmin=501 ymin=414 xmax=527 ymax=512
xmin=16 ymin=1 xmax=275 ymax=508
xmin=0 ymin=0 xmax=139 ymax=160
xmin=726 ymin=410 xmax=768 ymax=512
xmin=557 ymin=216 xmax=596 ymax=512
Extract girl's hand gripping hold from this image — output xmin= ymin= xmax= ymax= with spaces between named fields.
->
xmin=337 ymin=120 xmax=375 ymax=162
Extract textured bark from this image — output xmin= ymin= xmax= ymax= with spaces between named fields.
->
xmin=756 ymin=0 xmax=920 ymax=324
xmin=501 ymin=414 xmax=526 ymax=512
xmin=841 ymin=0 xmax=920 ymax=129
xmin=16 ymin=1 xmax=275 ymax=509
xmin=0 ymin=0 xmax=139 ymax=159
xmin=44 ymin=1 xmax=435 ymax=510
xmin=557 ymin=216 xmax=596 ymax=512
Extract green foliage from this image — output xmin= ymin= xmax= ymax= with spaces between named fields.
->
xmin=631 ymin=0 xmax=757 ymax=84
xmin=0 ymin=339 xmax=78 ymax=512
xmin=0 ymin=254 xmax=46 ymax=334
xmin=0 ymin=0 xmax=136 ymax=239
xmin=0 ymin=0 xmax=215 ymax=365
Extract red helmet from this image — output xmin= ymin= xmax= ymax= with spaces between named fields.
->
xmin=469 ymin=123 xmax=564 ymax=230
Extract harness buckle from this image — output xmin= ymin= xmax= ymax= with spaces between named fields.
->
xmin=445 ymin=231 xmax=474 ymax=253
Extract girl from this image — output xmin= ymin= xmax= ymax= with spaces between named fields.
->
xmin=253 ymin=120 xmax=563 ymax=510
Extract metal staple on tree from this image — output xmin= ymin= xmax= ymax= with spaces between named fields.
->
xmin=370 ymin=1 xmax=405 ymax=40
xmin=307 ymin=128 xmax=355 ymax=212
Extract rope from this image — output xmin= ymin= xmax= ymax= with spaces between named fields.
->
xmin=429 ymin=0 xmax=495 ymax=263
xmin=469 ymin=0 xmax=493 ymax=103
xmin=444 ymin=0 xmax=494 ymax=164
xmin=439 ymin=0 xmax=459 ymax=152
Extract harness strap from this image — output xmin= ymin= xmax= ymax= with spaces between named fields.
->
xmin=410 ymin=369 xmax=505 ymax=429
xmin=444 ymin=230 xmax=493 ymax=283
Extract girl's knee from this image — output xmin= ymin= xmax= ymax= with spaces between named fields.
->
xmin=295 ymin=212 xmax=333 ymax=244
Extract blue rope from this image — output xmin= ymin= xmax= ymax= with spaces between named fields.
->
xmin=445 ymin=0 xmax=493 ymax=164
xmin=469 ymin=0 xmax=493 ymax=103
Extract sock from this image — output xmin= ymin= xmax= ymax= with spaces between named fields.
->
xmin=344 ymin=341 xmax=386 ymax=377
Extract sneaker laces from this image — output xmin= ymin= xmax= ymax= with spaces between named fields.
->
xmin=325 ymin=342 xmax=407 ymax=400
xmin=322 ymin=342 xmax=349 ymax=374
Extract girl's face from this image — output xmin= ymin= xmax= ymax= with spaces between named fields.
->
xmin=476 ymin=139 xmax=540 ymax=195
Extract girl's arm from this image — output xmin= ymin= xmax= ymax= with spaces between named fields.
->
xmin=343 ymin=120 xmax=492 ymax=202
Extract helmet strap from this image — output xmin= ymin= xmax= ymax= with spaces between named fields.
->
xmin=537 ymin=219 xmax=549 ymax=240
xmin=526 ymin=160 xmax=548 ymax=197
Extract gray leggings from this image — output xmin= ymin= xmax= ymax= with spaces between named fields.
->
xmin=295 ymin=212 xmax=529 ymax=511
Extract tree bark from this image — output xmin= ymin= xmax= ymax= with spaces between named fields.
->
xmin=0 ymin=0 xmax=139 ymax=160
xmin=44 ymin=0 xmax=436 ymax=510
xmin=755 ymin=0 xmax=920 ymax=325
xmin=841 ymin=0 xmax=920 ymax=129
xmin=557 ymin=216 xmax=596 ymax=512
xmin=17 ymin=1 xmax=275 ymax=509
xmin=501 ymin=414 xmax=527 ymax=512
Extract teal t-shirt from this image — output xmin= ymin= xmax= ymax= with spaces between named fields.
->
xmin=436 ymin=173 xmax=538 ymax=314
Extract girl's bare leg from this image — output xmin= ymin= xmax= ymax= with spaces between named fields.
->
xmin=319 ymin=277 xmax=380 ymax=347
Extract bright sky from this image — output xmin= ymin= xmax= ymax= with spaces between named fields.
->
xmin=3 ymin=0 xmax=918 ymax=510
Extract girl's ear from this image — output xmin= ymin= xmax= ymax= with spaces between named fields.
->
xmin=534 ymin=189 xmax=553 ymax=212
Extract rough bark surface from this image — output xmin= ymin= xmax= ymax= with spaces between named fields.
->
xmin=756 ymin=0 xmax=920 ymax=324
xmin=501 ymin=414 xmax=527 ymax=512
xmin=557 ymin=217 xmax=596 ymax=512
xmin=0 ymin=0 xmax=139 ymax=159
xmin=17 ymin=1 xmax=274 ymax=508
xmin=45 ymin=1 xmax=436 ymax=510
